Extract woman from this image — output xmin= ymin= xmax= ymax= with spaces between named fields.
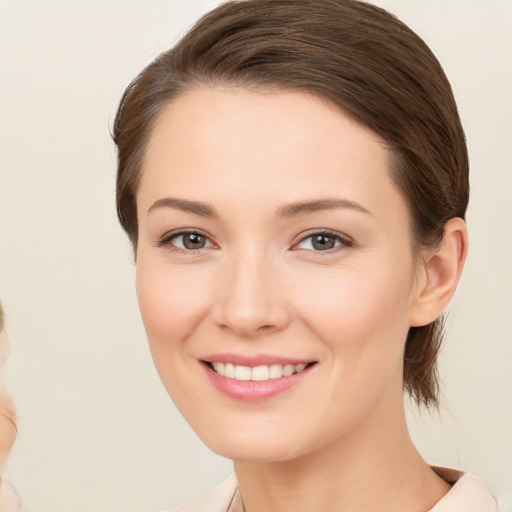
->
xmin=113 ymin=0 xmax=497 ymax=510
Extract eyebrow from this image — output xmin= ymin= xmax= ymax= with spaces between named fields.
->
xmin=276 ymin=198 xmax=371 ymax=218
xmin=147 ymin=197 xmax=371 ymax=218
xmin=148 ymin=197 xmax=220 ymax=218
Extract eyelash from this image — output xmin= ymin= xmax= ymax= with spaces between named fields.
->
xmin=155 ymin=230 xmax=215 ymax=255
xmin=293 ymin=230 xmax=354 ymax=255
xmin=156 ymin=229 xmax=354 ymax=256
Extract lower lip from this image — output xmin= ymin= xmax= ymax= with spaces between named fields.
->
xmin=203 ymin=363 xmax=314 ymax=402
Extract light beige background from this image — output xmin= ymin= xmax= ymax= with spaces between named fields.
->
xmin=0 ymin=1 xmax=510 ymax=511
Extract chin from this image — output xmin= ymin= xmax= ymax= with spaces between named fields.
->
xmin=206 ymin=435 xmax=304 ymax=463
xmin=185 ymin=412 xmax=317 ymax=463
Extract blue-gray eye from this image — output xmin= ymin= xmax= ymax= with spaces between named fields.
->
xmin=311 ymin=234 xmax=336 ymax=250
xmin=296 ymin=232 xmax=350 ymax=251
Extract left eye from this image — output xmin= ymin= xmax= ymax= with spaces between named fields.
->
xmin=295 ymin=232 xmax=351 ymax=251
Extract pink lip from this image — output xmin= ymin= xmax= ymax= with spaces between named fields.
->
xmin=201 ymin=359 xmax=316 ymax=402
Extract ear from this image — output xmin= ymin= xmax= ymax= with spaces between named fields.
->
xmin=410 ymin=217 xmax=468 ymax=327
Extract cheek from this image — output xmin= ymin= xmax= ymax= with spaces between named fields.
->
xmin=135 ymin=261 xmax=214 ymax=415
xmin=135 ymin=261 xmax=210 ymax=356
xmin=287 ymin=262 xmax=416 ymax=435
xmin=293 ymin=260 xmax=415 ymax=361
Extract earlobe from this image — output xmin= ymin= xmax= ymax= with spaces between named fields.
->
xmin=410 ymin=218 xmax=468 ymax=327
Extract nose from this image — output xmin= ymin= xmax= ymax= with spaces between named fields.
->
xmin=211 ymin=249 xmax=291 ymax=338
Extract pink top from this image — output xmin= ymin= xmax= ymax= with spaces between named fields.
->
xmin=170 ymin=468 xmax=497 ymax=512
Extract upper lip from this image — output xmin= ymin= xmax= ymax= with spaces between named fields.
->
xmin=201 ymin=353 xmax=316 ymax=367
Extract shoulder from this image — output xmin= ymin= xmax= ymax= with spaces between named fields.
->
xmin=429 ymin=467 xmax=498 ymax=512
xmin=167 ymin=474 xmax=239 ymax=512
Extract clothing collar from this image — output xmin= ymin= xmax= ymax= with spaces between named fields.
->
xmin=172 ymin=468 xmax=497 ymax=512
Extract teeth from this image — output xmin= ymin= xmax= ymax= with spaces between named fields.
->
xmin=235 ymin=365 xmax=251 ymax=381
xmin=210 ymin=362 xmax=309 ymax=381
xmin=282 ymin=364 xmax=294 ymax=377
xmin=251 ymin=365 xmax=270 ymax=381
xmin=212 ymin=362 xmax=225 ymax=374
xmin=269 ymin=364 xmax=283 ymax=379
xmin=225 ymin=363 xmax=236 ymax=379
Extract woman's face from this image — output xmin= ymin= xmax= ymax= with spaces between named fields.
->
xmin=135 ymin=87 xmax=424 ymax=461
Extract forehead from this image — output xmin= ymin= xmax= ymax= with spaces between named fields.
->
xmin=137 ymin=86 xmax=406 ymax=225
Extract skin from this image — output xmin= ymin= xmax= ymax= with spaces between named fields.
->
xmin=0 ymin=312 xmax=21 ymax=508
xmin=0 ymin=387 xmax=16 ymax=465
xmin=135 ymin=87 xmax=467 ymax=512
xmin=0 ymin=311 xmax=17 ymax=467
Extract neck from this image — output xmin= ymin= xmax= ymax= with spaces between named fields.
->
xmin=234 ymin=400 xmax=450 ymax=512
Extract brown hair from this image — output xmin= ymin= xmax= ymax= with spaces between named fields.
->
xmin=113 ymin=0 xmax=469 ymax=408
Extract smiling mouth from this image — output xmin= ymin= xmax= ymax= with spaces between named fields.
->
xmin=204 ymin=361 xmax=316 ymax=381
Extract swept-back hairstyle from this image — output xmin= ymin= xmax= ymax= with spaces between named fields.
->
xmin=113 ymin=0 xmax=469 ymax=408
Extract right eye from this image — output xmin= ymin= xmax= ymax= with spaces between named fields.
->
xmin=157 ymin=231 xmax=215 ymax=252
